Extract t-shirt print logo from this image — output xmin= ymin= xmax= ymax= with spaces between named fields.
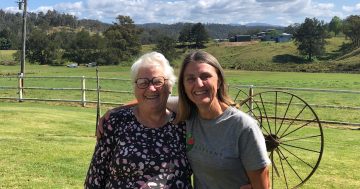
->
xmin=186 ymin=132 xmax=194 ymax=152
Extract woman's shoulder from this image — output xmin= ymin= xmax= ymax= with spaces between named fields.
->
xmin=110 ymin=107 xmax=133 ymax=118
xmin=226 ymin=106 xmax=258 ymax=127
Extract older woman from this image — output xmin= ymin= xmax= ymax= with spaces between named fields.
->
xmin=176 ymin=50 xmax=270 ymax=189
xmin=84 ymin=52 xmax=192 ymax=188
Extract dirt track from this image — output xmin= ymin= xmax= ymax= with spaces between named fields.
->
xmin=220 ymin=41 xmax=259 ymax=46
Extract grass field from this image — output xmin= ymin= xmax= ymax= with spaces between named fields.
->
xmin=0 ymin=101 xmax=359 ymax=188
xmin=1 ymin=63 xmax=359 ymax=124
xmin=0 ymin=50 xmax=16 ymax=61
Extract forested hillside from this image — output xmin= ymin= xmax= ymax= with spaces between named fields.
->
xmin=0 ymin=9 xmax=284 ymax=47
xmin=0 ymin=10 xmax=110 ymax=49
xmin=138 ymin=22 xmax=283 ymax=44
xmin=1 ymin=9 xmax=359 ymax=73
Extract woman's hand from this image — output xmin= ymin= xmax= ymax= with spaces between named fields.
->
xmin=96 ymin=109 xmax=112 ymax=141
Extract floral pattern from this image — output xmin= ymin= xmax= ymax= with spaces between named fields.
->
xmin=84 ymin=108 xmax=192 ymax=189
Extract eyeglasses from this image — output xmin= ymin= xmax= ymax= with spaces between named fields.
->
xmin=135 ymin=76 xmax=168 ymax=89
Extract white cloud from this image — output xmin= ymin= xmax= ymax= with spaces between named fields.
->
xmin=343 ymin=3 xmax=360 ymax=13
xmin=3 ymin=7 xmax=22 ymax=14
xmin=2 ymin=0 xmax=355 ymax=25
xmin=316 ymin=3 xmax=334 ymax=10
xmin=33 ymin=6 xmax=54 ymax=13
xmin=55 ymin=1 xmax=83 ymax=10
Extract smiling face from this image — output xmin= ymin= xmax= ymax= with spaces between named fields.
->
xmin=134 ymin=65 xmax=170 ymax=111
xmin=183 ymin=61 xmax=220 ymax=108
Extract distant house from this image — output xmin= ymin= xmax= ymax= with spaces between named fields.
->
xmin=257 ymin=30 xmax=276 ymax=41
xmin=275 ymin=33 xmax=292 ymax=43
xmin=257 ymin=29 xmax=292 ymax=42
xmin=229 ymin=35 xmax=251 ymax=42
xmin=214 ymin=38 xmax=228 ymax=42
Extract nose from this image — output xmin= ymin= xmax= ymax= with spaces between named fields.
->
xmin=147 ymin=83 xmax=157 ymax=91
xmin=195 ymin=78 xmax=204 ymax=87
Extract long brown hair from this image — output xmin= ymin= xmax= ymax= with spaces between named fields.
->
xmin=175 ymin=50 xmax=233 ymax=123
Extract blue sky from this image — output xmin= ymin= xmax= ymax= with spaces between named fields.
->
xmin=1 ymin=0 xmax=359 ymax=26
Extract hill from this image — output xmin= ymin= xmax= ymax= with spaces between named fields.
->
xmin=160 ymin=36 xmax=359 ymax=73
xmin=137 ymin=22 xmax=284 ymax=43
xmin=1 ymin=10 xmax=359 ymax=73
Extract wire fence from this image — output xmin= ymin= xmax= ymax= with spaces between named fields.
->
xmin=1 ymin=75 xmax=359 ymax=126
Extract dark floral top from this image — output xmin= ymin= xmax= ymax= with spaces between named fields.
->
xmin=84 ymin=108 xmax=192 ymax=189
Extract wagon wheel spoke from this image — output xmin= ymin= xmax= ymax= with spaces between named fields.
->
xmin=240 ymin=99 xmax=271 ymax=136
xmin=279 ymin=104 xmax=307 ymax=138
xmin=259 ymin=93 xmax=273 ymax=134
xmin=274 ymin=91 xmax=278 ymax=136
xmin=241 ymin=102 xmax=263 ymax=124
xmin=281 ymin=134 xmax=322 ymax=143
xmin=277 ymin=147 xmax=304 ymax=182
xmin=279 ymin=145 xmax=316 ymax=169
xmin=280 ymin=118 xmax=315 ymax=139
xmin=237 ymin=91 xmax=324 ymax=189
xmin=276 ymin=149 xmax=289 ymax=189
xmin=276 ymin=95 xmax=294 ymax=136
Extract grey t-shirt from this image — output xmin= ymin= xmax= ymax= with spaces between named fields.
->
xmin=186 ymin=106 xmax=270 ymax=189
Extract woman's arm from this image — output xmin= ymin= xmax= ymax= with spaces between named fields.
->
xmin=246 ymin=166 xmax=270 ymax=189
xmin=167 ymin=96 xmax=179 ymax=113
xmin=85 ymin=118 xmax=115 ymax=188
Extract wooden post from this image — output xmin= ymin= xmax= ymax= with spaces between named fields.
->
xmin=95 ymin=67 xmax=101 ymax=136
xmin=249 ymin=85 xmax=254 ymax=116
xmin=81 ymin=76 xmax=86 ymax=107
xmin=18 ymin=73 xmax=23 ymax=102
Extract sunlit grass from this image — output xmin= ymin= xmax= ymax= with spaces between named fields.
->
xmin=0 ymin=102 xmax=359 ymax=188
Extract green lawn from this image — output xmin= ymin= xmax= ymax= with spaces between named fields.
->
xmin=0 ymin=102 xmax=95 ymax=189
xmin=1 ymin=64 xmax=359 ymax=124
xmin=0 ymin=50 xmax=16 ymax=61
xmin=0 ymin=102 xmax=359 ymax=188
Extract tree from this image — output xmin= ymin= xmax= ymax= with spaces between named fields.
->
xmin=343 ymin=15 xmax=360 ymax=47
xmin=293 ymin=17 xmax=327 ymax=61
xmin=328 ymin=16 xmax=342 ymax=36
xmin=178 ymin=23 xmax=193 ymax=45
xmin=26 ymin=29 xmax=62 ymax=65
xmin=62 ymin=29 xmax=106 ymax=64
xmin=153 ymin=35 xmax=178 ymax=61
xmin=0 ymin=38 xmax=11 ymax=50
xmin=103 ymin=15 xmax=143 ymax=64
xmin=0 ymin=28 xmax=13 ymax=50
xmin=284 ymin=23 xmax=300 ymax=35
xmin=191 ymin=23 xmax=209 ymax=48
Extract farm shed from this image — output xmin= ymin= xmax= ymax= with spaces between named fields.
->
xmin=229 ymin=35 xmax=251 ymax=42
xmin=275 ymin=33 xmax=292 ymax=43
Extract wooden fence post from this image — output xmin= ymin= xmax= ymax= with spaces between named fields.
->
xmin=81 ymin=76 xmax=86 ymax=107
xmin=18 ymin=73 xmax=23 ymax=102
xmin=249 ymin=85 xmax=254 ymax=116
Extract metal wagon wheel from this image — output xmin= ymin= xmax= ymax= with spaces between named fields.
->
xmin=239 ymin=91 xmax=324 ymax=189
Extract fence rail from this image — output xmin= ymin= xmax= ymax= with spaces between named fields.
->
xmin=1 ymin=75 xmax=359 ymax=126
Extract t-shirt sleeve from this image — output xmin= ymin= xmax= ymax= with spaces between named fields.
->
xmin=238 ymin=116 xmax=271 ymax=171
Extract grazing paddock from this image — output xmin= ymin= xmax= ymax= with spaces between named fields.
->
xmin=1 ymin=64 xmax=359 ymax=188
xmin=0 ymin=102 xmax=359 ymax=188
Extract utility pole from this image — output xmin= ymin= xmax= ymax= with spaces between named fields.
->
xmin=18 ymin=0 xmax=27 ymax=101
